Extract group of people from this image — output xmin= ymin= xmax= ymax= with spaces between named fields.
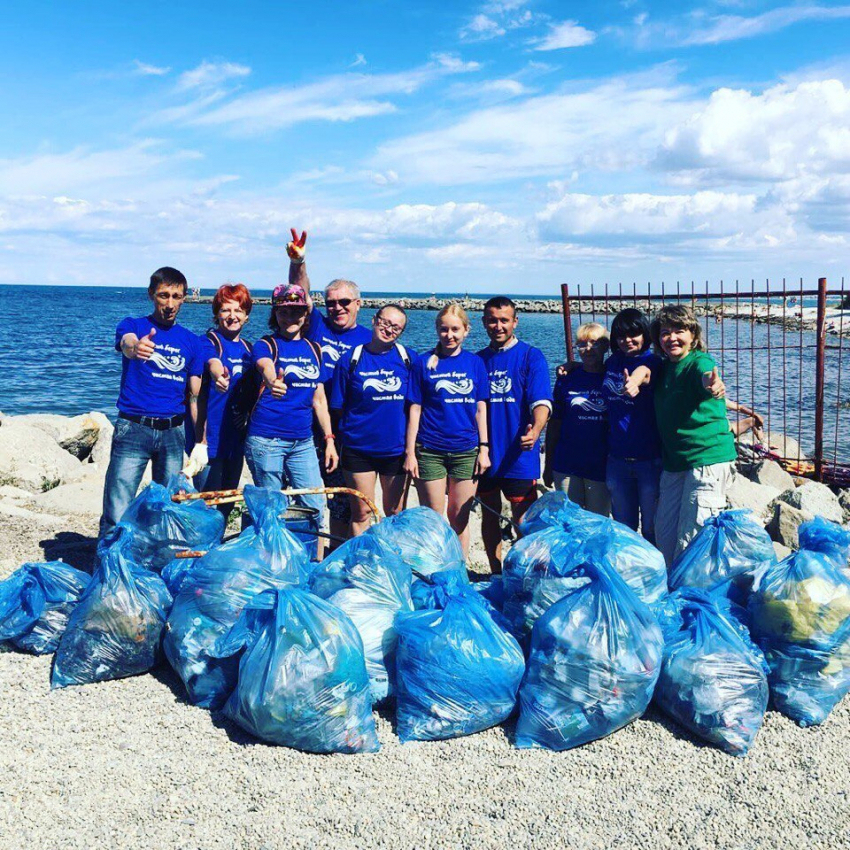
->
xmin=99 ymin=231 xmax=740 ymax=570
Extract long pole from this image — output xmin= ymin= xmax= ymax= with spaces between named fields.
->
xmin=814 ymin=276 xmax=828 ymax=481
xmin=560 ymin=283 xmax=574 ymax=362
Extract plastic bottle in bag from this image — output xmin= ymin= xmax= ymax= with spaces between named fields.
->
xmin=212 ymin=588 xmax=380 ymax=753
xmin=0 ymin=561 xmax=90 ymax=655
xmin=163 ymin=486 xmax=309 ymax=708
xmin=748 ymin=545 xmax=850 ymax=726
xmin=395 ymin=571 xmax=525 ymax=742
xmin=52 ymin=526 xmax=172 ymax=688
xmin=653 ymin=588 xmax=769 ymax=755
xmin=515 ymin=559 xmax=663 ymax=751
xmin=308 ymin=533 xmax=413 ymax=703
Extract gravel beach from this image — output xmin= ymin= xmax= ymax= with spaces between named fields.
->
xmin=1 ymin=503 xmax=849 ymax=850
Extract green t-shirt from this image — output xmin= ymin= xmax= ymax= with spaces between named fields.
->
xmin=653 ymin=350 xmax=736 ymax=473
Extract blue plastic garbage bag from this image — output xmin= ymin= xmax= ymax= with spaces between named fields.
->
xmin=160 ymin=556 xmax=198 ymax=598
xmin=164 ymin=486 xmax=310 ymax=708
xmin=395 ymin=573 xmax=525 ymax=741
xmin=211 ymin=588 xmax=379 ymax=753
xmin=308 ymin=534 xmax=413 ymax=703
xmin=473 ymin=575 xmax=505 ymax=612
xmin=798 ymin=516 xmax=850 ymax=572
xmin=748 ymin=546 xmax=850 ymax=726
xmin=653 ymin=588 xmax=768 ymax=755
xmin=669 ymin=510 xmax=776 ymax=605
xmin=0 ymin=561 xmax=90 ymax=655
xmin=515 ymin=559 xmax=663 ymax=751
xmin=367 ymin=507 xmax=467 ymax=579
xmin=51 ymin=527 xmax=172 ymax=688
xmin=518 ymin=492 xmax=607 ymax=537
xmin=110 ymin=473 xmax=225 ymax=572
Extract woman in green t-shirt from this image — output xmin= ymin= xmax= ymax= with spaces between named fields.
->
xmin=645 ymin=304 xmax=735 ymax=566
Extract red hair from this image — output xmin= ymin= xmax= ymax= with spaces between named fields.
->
xmin=212 ymin=283 xmax=253 ymax=317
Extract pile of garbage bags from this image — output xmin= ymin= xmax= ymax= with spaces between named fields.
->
xmin=653 ymin=589 xmax=769 ymax=755
xmin=798 ymin=516 xmax=850 ymax=572
xmin=0 ymin=561 xmax=90 ymax=655
xmin=52 ymin=525 xmax=172 ymax=688
xmin=212 ymin=588 xmax=380 ymax=753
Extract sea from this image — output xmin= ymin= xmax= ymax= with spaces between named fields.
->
xmin=1 ymin=285 xmax=847 ymax=464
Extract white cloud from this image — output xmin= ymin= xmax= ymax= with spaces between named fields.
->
xmin=133 ymin=60 xmax=170 ymax=76
xmin=460 ymin=14 xmax=506 ymax=41
xmin=459 ymin=0 xmax=537 ymax=41
xmin=350 ymin=53 xmax=367 ymax=68
xmin=177 ymin=60 xmax=251 ymax=91
xmin=533 ymin=20 xmax=597 ymax=50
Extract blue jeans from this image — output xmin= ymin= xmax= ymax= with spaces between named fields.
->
xmin=605 ymin=456 xmax=662 ymax=544
xmin=244 ymin=435 xmax=325 ymax=533
xmin=99 ymin=417 xmax=186 ymax=539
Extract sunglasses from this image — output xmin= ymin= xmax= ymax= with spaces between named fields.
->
xmin=326 ymin=298 xmax=354 ymax=309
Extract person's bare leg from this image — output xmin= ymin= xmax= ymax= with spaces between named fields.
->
xmin=380 ymin=473 xmax=407 ymax=518
xmin=415 ymin=476 xmax=448 ymax=517
xmin=479 ymin=489 xmax=505 ymax=573
xmin=343 ymin=469 xmax=378 ymax=536
xmin=447 ymin=477 xmax=478 ymax=556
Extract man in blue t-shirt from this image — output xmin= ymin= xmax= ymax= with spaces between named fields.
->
xmin=477 ymin=296 xmax=552 ymax=572
xmin=285 ymin=230 xmax=371 ymax=541
xmin=98 ymin=266 xmax=204 ymax=539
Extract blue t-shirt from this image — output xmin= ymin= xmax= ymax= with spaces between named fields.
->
xmin=330 ymin=344 xmax=416 ymax=457
xmin=307 ymin=314 xmax=371 ymax=391
xmin=247 ymin=336 xmax=329 ymax=441
xmin=200 ymin=331 xmax=254 ymax=459
xmin=552 ymin=368 xmax=608 ymax=481
xmin=602 ymin=349 xmax=662 ymax=461
xmin=478 ymin=340 xmax=552 ymax=480
xmin=114 ymin=316 xmax=204 ymax=418
xmin=408 ymin=349 xmax=489 ymax=453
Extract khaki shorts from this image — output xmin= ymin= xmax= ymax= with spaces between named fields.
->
xmin=416 ymin=444 xmax=478 ymax=482
xmin=552 ymin=472 xmax=611 ymax=517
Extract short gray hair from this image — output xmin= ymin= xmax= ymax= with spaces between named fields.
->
xmin=325 ymin=278 xmax=360 ymax=299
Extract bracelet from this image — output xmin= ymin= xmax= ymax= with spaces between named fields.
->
xmin=324 ymin=434 xmax=336 ymax=442
xmin=479 ymin=441 xmax=490 ymax=448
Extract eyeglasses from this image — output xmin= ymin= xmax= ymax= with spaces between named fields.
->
xmin=375 ymin=316 xmax=404 ymax=335
xmin=575 ymin=340 xmax=604 ymax=350
xmin=326 ymin=298 xmax=354 ymax=309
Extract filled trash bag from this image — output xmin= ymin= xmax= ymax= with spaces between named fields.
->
xmin=211 ymin=588 xmax=379 ymax=753
xmin=473 ymin=575 xmax=505 ymax=612
xmin=367 ymin=507 xmax=467 ymax=579
xmin=653 ymin=588 xmax=769 ymax=756
xmin=395 ymin=573 xmax=525 ymax=742
xmin=160 ymin=555 xmax=198 ymax=598
xmin=748 ymin=546 xmax=850 ymax=726
xmin=52 ymin=526 xmax=171 ymax=688
xmin=515 ymin=560 xmax=663 ymax=751
xmin=669 ymin=510 xmax=776 ymax=606
xmin=0 ymin=561 xmax=90 ymax=655
xmin=798 ymin=517 xmax=850 ymax=572
xmin=111 ymin=473 xmax=225 ymax=572
xmin=164 ymin=486 xmax=310 ymax=708
xmin=519 ymin=492 xmax=606 ymax=537
xmin=308 ymin=534 xmax=413 ymax=703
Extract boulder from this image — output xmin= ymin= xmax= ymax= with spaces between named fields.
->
xmin=737 ymin=430 xmax=807 ymax=462
xmin=726 ymin=475 xmax=780 ymax=523
xmin=88 ymin=412 xmax=114 ymax=467
xmin=8 ymin=412 xmax=111 ymax=460
xmin=777 ymin=481 xmax=843 ymax=524
xmin=840 ymin=489 xmax=850 ymax=524
xmin=34 ymin=478 xmax=104 ymax=517
xmin=740 ymin=459 xmax=795 ymax=492
xmin=772 ymin=541 xmax=793 ymax=561
xmin=0 ymin=484 xmax=36 ymax=504
xmin=768 ymin=501 xmax=812 ymax=549
xmin=0 ymin=422 xmax=82 ymax=494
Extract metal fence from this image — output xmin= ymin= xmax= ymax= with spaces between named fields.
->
xmin=559 ymin=277 xmax=849 ymax=487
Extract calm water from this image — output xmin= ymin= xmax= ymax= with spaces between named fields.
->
xmin=1 ymin=285 xmax=847 ymax=463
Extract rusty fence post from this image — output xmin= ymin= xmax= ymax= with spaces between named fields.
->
xmin=561 ymin=283 xmax=574 ymax=362
xmin=814 ymin=277 xmax=828 ymax=482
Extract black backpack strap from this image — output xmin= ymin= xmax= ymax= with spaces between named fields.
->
xmin=349 ymin=344 xmax=365 ymax=374
xmin=395 ymin=342 xmax=411 ymax=370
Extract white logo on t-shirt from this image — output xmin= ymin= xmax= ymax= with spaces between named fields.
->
xmin=284 ymin=362 xmax=320 ymax=380
xmin=321 ymin=344 xmax=341 ymax=362
xmin=435 ymin=378 xmax=474 ymax=395
xmin=490 ymin=376 xmax=512 ymax=394
xmin=148 ymin=350 xmax=186 ymax=373
xmin=363 ymin=376 xmax=402 ymax=393
xmin=570 ymin=395 xmax=606 ymax=413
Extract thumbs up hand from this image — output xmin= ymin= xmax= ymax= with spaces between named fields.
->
xmin=214 ymin=365 xmax=231 ymax=394
xmin=271 ymin=367 xmax=288 ymax=399
xmin=520 ymin=423 xmax=537 ymax=451
xmin=702 ymin=366 xmax=726 ymax=399
xmin=135 ymin=328 xmax=156 ymax=361
xmin=622 ymin=368 xmax=641 ymax=398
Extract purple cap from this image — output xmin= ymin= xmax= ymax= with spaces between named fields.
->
xmin=272 ymin=283 xmax=308 ymax=306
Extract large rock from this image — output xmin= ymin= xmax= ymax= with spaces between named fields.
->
xmin=738 ymin=430 xmax=807 ymax=462
xmin=840 ymin=489 xmax=850 ymax=523
xmin=34 ymin=477 xmax=104 ymax=517
xmin=768 ymin=501 xmax=811 ymax=549
xmin=10 ymin=412 xmax=106 ymax=460
xmin=0 ymin=422 xmax=82 ymax=494
xmin=777 ymin=481 xmax=844 ymax=524
xmin=741 ymin=459 xmax=796 ymax=492
xmin=88 ymin=412 xmax=114 ymax=467
xmin=726 ymin=475 xmax=780 ymax=523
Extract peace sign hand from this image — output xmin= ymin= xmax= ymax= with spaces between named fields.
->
xmin=286 ymin=228 xmax=307 ymax=264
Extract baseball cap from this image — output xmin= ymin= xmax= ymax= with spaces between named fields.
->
xmin=272 ymin=283 xmax=308 ymax=306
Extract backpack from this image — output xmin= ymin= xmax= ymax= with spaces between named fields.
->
xmin=349 ymin=343 xmax=411 ymax=373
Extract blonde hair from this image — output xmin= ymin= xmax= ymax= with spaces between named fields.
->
xmin=427 ymin=303 xmax=471 ymax=370
xmin=576 ymin=321 xmax=610 ymax=354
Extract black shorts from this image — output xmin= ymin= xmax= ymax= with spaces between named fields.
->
xmin=478 ymin=476 xmax=537 ymax=504
xmin=341 ymin=447 xmax=406 ymax=476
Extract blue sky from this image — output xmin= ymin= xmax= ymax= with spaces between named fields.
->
xmin=2 ymin=0 xmax=850 ymax=293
